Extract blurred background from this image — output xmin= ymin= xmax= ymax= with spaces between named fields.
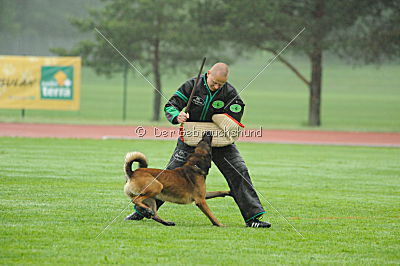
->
xmin=0 ymin=0 xmax=399 ymax=131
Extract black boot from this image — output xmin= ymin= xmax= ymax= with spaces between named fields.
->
xmin=246 ymin=218 xmax=271 ymax=228
xmin=124 ymin=211 xmax=144 ymax=221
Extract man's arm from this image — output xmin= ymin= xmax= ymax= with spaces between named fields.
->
xmin=164 ymin=79 xmax=194 ymax=124
xmin=225 ymin=87 xmax=245 ymax=122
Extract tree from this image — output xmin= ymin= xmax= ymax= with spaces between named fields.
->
xmin=204 ymin=0 xmax=399 ymax=126
xmin=334 ymin=1 xmax=400 ymax=64
xmin=52 ymin=3 xmax=144 ymax=121
xmin=53 ymin=0 xmax=230 ymax=121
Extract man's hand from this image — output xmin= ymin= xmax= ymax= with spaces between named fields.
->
xmin=177 ymin=111 xmax=189 ymax=123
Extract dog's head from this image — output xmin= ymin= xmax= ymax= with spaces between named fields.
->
xmin=195 ymin=131 xmax=213 ymax=155
xmin=185 ymin=132 xmax=213 ymax=176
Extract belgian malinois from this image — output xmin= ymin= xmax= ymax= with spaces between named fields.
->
xmin=124 ymin=133 xmax=231 ymax=226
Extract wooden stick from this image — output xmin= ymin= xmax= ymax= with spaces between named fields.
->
xmin=184 ymin=57 xmax=206 ymax=113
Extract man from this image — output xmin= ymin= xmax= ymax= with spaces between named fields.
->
xmin=126 ymin=62 xmax=271 ymax=228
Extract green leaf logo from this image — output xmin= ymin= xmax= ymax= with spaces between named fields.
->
xmin=40 ymin=66 xmax=73 ymax=100
xmin=212 ymin=100 xmax=225 ymax=109
xmin=230 ymin=104 xmax=242 ymax=113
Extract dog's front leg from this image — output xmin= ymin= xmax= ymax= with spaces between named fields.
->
xmin=195 ymin=199 xmax=224 ymax=227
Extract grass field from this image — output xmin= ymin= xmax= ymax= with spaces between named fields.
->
xmin=1 ymin=137 xmax=399 ymax=264
xmin=0 ymin=54 xmax=399 ymax=131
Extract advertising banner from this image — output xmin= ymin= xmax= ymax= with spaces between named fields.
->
xmin=0 ymin=56 xmax=81 ymax=110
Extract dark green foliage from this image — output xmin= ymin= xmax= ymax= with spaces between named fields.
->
xmin=52 ymin=0 xmax=235 ymax=120
xmin=334 ymin=2 xmax=400 ymax=64
xmin=199 ymin=0 xmax=400 ymax=126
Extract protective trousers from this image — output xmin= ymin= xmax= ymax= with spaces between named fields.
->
xmin=156 ymin=139 xmax=266 ymax=222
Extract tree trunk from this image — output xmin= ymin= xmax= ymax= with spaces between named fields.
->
xmin=122 ymin=63 xmax=128 ymax=121
xmin=308 ymin=0 xmax=324 ymax=127
xmin=152 ymin=38 xmax=162 ymax=121
xmin=308 ymin=50 xmax=322 ymax=126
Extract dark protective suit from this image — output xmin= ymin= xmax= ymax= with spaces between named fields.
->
xmin=161 ymin=73 xmax=266 ymax=222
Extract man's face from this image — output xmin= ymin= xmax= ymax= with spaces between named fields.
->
xmin=207 ymin=71 xmax=227 ymax=91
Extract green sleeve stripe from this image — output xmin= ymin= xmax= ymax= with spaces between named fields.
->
xmin=164 ymin=106 xmax=180 ymax=122
xmin=245 ymin=211 xmax=267 ymax=222
xmin=175 ymin=91 xmax=188 ymax=102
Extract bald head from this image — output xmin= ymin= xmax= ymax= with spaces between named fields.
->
xmin=209 ymin=62 xmax=229 ymax=78
xmin=207 ymin=62 xmax=229 ymax=91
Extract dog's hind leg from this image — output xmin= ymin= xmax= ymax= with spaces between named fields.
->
xmin=205 ymin=191 xmax=231 ymax=200
xmin=152 ymin=216 xmax=176 ymax=226
xmin=130 ymin=176 xmax=163 ymax=219
xmin=144 ymin=198 xmax=175 ymax=226
xmin=131 ymin=195 xmax=155 ymax=218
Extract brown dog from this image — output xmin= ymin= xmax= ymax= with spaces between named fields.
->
xmin=124 ymin=133 xmax=231 ymax=226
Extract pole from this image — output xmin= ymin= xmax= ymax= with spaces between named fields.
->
xmin=122 ymin=63 xmax=128 ymax=121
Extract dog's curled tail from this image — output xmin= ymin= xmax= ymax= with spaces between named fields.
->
xmin=124 ymin=151 xmax=148 ymax=180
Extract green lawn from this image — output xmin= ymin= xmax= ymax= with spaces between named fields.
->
xmin=0 ymin=54 xmax=399 ymax=131
xmin=1 ymin=137 xmax=399 ymax=264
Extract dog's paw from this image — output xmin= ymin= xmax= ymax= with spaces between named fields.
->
xmin=136 ymin=207 xmax=154 ymax=219
xmin=165 ymin=221 xmax=176 ymax=226
xmin=213 ymin=223 xmax=225 ymax=227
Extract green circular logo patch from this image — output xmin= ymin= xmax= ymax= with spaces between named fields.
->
xmin=230 ymin=104 xmax=242 ymax=113
xmin=212 ymin=100 xmax=225 ymax=109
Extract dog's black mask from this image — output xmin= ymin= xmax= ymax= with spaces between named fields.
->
xmin=185 ymin=132 xmax=213 ymax=176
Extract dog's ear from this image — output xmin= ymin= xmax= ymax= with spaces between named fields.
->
xmin=203 ymin=131 xmax=212 ymax=137
xmin=202 ymin=131 xmax=213 ymax=144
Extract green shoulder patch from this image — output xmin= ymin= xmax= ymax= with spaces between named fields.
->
xmin=230 ymin=104 xmax=242 ymax=113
